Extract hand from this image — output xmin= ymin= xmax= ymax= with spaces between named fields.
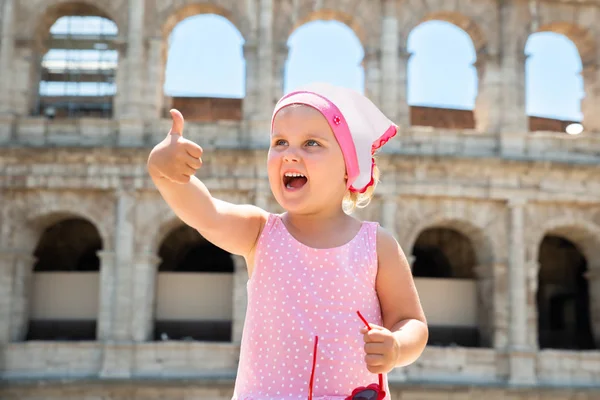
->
xmin=360 ymin=324 xmax=400 ymax=374
xmin=147 ymin=109 xmax=204 ymax=184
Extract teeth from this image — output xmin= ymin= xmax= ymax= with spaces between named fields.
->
xmin=284 ymin=172 xmax=305 ymax=178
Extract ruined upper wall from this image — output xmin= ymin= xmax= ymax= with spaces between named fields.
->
xmin=0 ymin=0 xmax=599 ymax=142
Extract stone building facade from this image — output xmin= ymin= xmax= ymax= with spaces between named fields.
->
xmin=1 ymin=0 xmax=600 ymax=399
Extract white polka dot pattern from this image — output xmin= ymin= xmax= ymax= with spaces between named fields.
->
xmin=232 ymin=214 xmax=390 ymax=400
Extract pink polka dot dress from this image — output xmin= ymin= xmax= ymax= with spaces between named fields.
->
xmin=232 ymin=214 xmax=391 ymax=400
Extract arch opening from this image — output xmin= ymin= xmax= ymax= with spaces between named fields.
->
xmin=284 ymin=20 xmax=364 ymax=94
xmin=154 ymin=225 xmax=234 ymax=342
xmin=412 ymin=227 xmax=480 ymax=347
xmin=407 ymin=20 xmax=478 ymax=129
xmin=526 ymin=32 xmax=584 ymax=133
xmin=36 ymin=15 xmax=118 ymax=119
xmin=163 ymin=14 xmax=245 ymax=122
xmin=537 ymin=235 xmax=594 ymax=350
xmin=27 ymin=218 xmax=103 ymax=341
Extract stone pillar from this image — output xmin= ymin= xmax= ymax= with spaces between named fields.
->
xmin=232 ymin=255 xmax=248 ymax=343
xmin=381 ymin=197 xmax=397 ymax=239
xmin=97 ymin=190 xmax=137 ymax=341
xmin=117 ymin=0 xmax=146 ymax=145
xmin=581 ymin=65 xmax=600 ymax=134
xmin=0 ymin=0 xmax=15 ymax=119
xmin=498 ymin=3 xmax=528 ymax=134
xmin=144 ymin=37 xmax=165 ymax=121
xmin=380 ymin=0 xmax=407 ymax=126
xmin=131 ymin=252 xmax=161 ymax=342
xmin=507 ymin=199 xmax=536 ymax=385
xmin=258 ymin=0 xmax=274 ymax=114
xmin=11 ymin=39 xmax=40 ymax=117
xmin=363 ymin=46 xmax=381 ymax=110
xmin=474 ymin=53 xmax=503 ymax=134
xmin=500 ymin=51 xmax=528 ymax=133
xmin=0 ymin=250 xmax=36 ymax=343
xmin=97 ymin=250 xmax=117 ymax=340
xmin=272 ymin=41 xmax=288 ymax=103
xmin=491 ymin=262 xmax=509 ymax=349
xmin=242 ymin=39 xmax=259 ymax=120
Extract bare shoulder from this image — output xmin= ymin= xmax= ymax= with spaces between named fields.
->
xmin=375 ymin=225 xmax=408 ymax=267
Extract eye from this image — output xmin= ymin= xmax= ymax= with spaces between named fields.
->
xmin=305 ymin=140 xmax=320 ymax=147
xmin=273 ymin=139 xmax=287 ymax=146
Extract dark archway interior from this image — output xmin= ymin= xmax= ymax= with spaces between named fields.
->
xmin=412 ymin=227 xmax=480 ymax=347
xmin=28 ymin=218 xmax=102 ymax=341
xmin=537 ymin=235 xmax=594 ymax=350
xmin=154 ymin=225 xmax=233 ymax=342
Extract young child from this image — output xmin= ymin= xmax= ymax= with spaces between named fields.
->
xmin=147 ymin=83 xmax=428 ymax=400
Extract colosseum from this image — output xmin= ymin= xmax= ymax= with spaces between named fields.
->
xmin=1 ymin=0 xmax=599 ymax=399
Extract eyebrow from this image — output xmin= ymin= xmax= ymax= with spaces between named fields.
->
xmin=271 ymin=132 xmax=331 ymax=142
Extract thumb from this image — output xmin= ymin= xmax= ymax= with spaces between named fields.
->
xmin=169 ymin=109 xmax=184 ymax=136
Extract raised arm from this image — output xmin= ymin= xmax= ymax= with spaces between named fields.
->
xmin=147 ymin=109 xmax=268 ymax=260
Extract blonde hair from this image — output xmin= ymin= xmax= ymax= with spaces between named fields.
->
xmin=342 ymin=161 xmax=380 ymax=214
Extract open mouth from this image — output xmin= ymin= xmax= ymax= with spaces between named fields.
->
xmin=283 ymin=172 xmax=308 ymax=190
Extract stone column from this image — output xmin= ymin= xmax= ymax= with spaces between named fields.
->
xmin=272 ymin=41 xmax=288 ymax=103
xmin=258 ymin=0 xmax=274 ymax=114
xmin=232 ymin=255 xmax=248 ymax=343
xmin=474 ymin=53 xmax=503 ymax=134
xmin=117 ymin=0 xmax=146 ymax=145
xmin=581 ymin=64 xmax=600 ymax=134
xmin=242 ymin=39 xmax=259 ymax=120
xmin=363 ymin=46 xmax=381 ymax=110
xmin=97 ymin=190 xmax=137 ymax=341
xmin=380 ymin=0 xmax=405 ymax=125
xmin=144 ymin=37 xmax=165 ymax=121
xmin=508 ymin=199 xmax=527 ymax=349
xmin=11 ymin=39 xmax=40 ymax=117
xmin=131 ymin=252 xmax=161 ymax=342
xmin=507 ymin=199 xmax=536 ymax=385
xmin=381 ymin=197 xmax=397 ymax=239
xmin=97 ymin=250 xmax=117 ymax=340
xmin=491 ymin=262 xmax=509 ymax=349
xmin=0 ymin=250 xmax=36 ymax=343
xmin=0 ymin=0 xmax=15 ymax=119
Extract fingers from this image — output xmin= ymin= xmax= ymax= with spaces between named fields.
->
xmin=362 ymin=328 xmax=387 ymax=343
xmin=184 ymin=140 xmax=203 ymax=159
xmin=364 ymin=354 xmax=386 ymax=374
xmin=169 ymin=109 xmax=185 ymax=136
xmin=364 ymin=342 xmax=385 ymax=355
xmin=185 ymin=154 xmax=202 ymax=170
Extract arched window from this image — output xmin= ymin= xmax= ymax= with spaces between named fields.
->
xmin=37 ymin=16 xmax=118 ymax=119
xmin=525 ymin=32 xmax=584 ymax=132
xmin=407 ymin=21 xmax=478 ymax=128
xmin=285 ymin=20 xmax=364 ymax=93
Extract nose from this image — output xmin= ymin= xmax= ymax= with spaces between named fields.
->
xmin=283 ymin=149 xmax=300 ymax=163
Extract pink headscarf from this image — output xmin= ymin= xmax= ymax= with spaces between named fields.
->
xmin=272 ymin=83 xmax=397 ymax=193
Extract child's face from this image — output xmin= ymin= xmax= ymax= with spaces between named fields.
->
xmin=268 ymin=105 xmax=347 ymax=214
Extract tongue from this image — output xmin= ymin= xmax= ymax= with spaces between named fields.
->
xmin=288 ymin=177 xmax=307 ymax=188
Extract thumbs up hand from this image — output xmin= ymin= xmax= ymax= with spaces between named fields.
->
xmin=147 ymin=109 xmax=204 ymax=184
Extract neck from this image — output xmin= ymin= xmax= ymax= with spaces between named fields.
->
xmin=283 ymin=205 xmax=350 ymax=234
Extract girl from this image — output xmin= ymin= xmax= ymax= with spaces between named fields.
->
xmin=147 ymin=83 xmax=428 ymax=400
